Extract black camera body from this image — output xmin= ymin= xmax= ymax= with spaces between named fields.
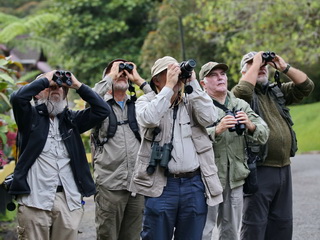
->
xmin=179 ymin=59 xmax=196 ymax=80
xmin=262 ymin=51 xmax=276 ymax=62
xmin=2 ymin=173 xmax=14 ymax=191
xmin=147 ymin=142 xmax=173 ymax=175
xmin=119 ymin=63 xmax=134 ymax=73
xmin=225 ymin=109 xmax=246 ymax=136
xmin=52 ymin=70 xmax=72 ymax=86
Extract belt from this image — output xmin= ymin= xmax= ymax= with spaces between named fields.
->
xmin=167 ymin=168 xmax=201 ymax=178
xmin=56 ymin=186 xmax=64 ymax=192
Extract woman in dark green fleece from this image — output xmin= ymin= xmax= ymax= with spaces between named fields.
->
xmin=232 ymin=51 xmax=314 ymax=240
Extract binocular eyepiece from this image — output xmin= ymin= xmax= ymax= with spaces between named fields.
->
xmin=52 ymin=70 xmax=72 ymax=87
xmin=225 ymin=109 xmax=246 ymax=136
xmin=179 ymin=59 xmax=196 ymax=80
xmin=119 ymin=63 xmax=134 ymax=73
xmin=262 ymin=51 xmax=276 ymax=63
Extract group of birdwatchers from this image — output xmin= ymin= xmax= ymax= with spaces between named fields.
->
xmin=7 ymin=50 xmax=314 ymax=240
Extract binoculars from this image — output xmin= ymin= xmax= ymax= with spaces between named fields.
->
xmin=146 ymin=142 xmax=173 ymax=175
xmin=119 ymin=63 xmax=134 ymax=73
xmin=262 ymin=51 xmax=276 ymax=62
xmin=52 ymin=70 xmax=72 ymax=86
xmin=225 ymin=109 xmax=246 ymax=136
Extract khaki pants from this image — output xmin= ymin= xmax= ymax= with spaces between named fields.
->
xmin=203 ymin=184 xmax=243 ymax=240
xmin=95 ymin=188 xmax=144 ymax=240
xmin=17 ymin=192 xmax=84 ymax=240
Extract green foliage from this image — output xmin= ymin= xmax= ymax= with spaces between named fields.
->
xmin=38 ymin=0 xmax=157 ymax=86
xmin=0 ymin=12 xmax=60 ymax=60
xmin=142 ymin=0 xmax=319 ymax=95
xmin=0 ymin=206 xmax=17 ymax=221
xmin=290 ymin=102 xmax=320 ymax=153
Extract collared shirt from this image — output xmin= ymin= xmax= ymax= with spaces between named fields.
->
xmin=18 ymin=117 xmax=82 ymax=211
xmin=136 ymin=79 xmax=215 ymax=174
xmin=168 ymin=101 xmax=200 ymax=173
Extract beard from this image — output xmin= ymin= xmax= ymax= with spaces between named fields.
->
xmin=113 ymin=81 xmax=129 ymax=91
xmin=38 ymin=98 xmax=67 ymax=117
xmin=257 ymin=74 xmax=269 ymax=85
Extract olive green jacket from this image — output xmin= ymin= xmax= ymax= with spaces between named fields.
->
xmin=207 ymin=91 xmax=269 ymax=189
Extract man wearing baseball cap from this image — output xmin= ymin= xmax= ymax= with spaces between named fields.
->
xmin=129 ymin=56 xmax=223 ymax=240
xmin=91 ymin=59 xmax=152 ymax=240
xmin=233 ymin=51 xmax=314 ymax=240
xmin=199 ymin=62 xmax=269 ymax=240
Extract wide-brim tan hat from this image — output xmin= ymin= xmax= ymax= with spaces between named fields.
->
xmin=151 ymin=56 xmax=179 ymax=78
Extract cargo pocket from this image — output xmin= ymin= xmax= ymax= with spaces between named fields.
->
xmin=133 ymin=159 xmax=155 ymax=187
xmin=202 ymin=171 xmax=223 ymax=197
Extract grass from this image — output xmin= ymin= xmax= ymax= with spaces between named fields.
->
xmin=290 ymin=101 xmax=320 ymax=153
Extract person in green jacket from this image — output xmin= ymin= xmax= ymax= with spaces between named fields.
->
xmin=200 ymin=62 xmax=269 ymax=240
xmin=232 ymin=51 xmax=314 ymax=240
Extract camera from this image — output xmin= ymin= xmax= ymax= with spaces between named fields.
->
xmin=225 ymin=109 xmax=246 ymax=136
xmin=179 ymin=59 xmax=196 ymax=80
xmin=262 ymin=51 xmax=276 ymax=62
xmin=2 ymin=173 xmax=14 ymax=191
xmin=146 ymin=142 xmax=173 ymax=175
xmin=119 ymin=63 xmax=134 ymax=73
xmin=52 ymin=70 xmax=72 ymax=86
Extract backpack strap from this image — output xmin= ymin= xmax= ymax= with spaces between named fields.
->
xmin=127 ymin=100 xmax=141 ymax=142
xmin=92 ymin=98 xmax=141 ymax=147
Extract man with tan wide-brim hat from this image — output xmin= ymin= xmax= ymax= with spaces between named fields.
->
xmin=129 ymin=56 xmax=223 ymax=240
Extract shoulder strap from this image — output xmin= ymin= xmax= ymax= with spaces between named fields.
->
xmin=106 ymin=99 xmax=118 ymax=139
xmin=127 ymin=100 xmax=141 ymax=142
xmin=212 ymin=98 xmax=229 ymax=112
xmin=93 ymin=98 xmax=141 ymax=146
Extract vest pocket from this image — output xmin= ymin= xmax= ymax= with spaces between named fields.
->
xmin=133 ymin=159 xmax=155 ymax=187
xmin=202 ymin=171 xmax=223 ymax=197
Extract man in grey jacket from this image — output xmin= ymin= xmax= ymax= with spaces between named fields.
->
xmin=129 ymin=56 xmax=223 ymax=240
xmin=91 ymin=59 xmax=152 ymax=240
xmin=199 ymin=62 xmax=269 ymax=240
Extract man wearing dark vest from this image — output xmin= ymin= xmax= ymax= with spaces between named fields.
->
xmin=232 ymin=51 xmax=314 ymax=240
xmin=91 ymin=59 xmax=152 ymax=240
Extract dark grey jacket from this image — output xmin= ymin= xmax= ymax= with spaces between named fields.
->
xmin=9 ymin=77 xmax=110 ymax=196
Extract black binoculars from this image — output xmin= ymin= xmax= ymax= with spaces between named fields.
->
xmin=146 ymin=142 xmax=173 ymax=175
xmin=262 ymin=51 xmax=276 ymax=62
xmin=52 ymin=70 xmax=72 ymax=86
xmin=179 ymin=59 xmax=196 ymax=80
xmin=225 ymin=109 xmax=246 ymax=136
xmin=119 ymin=63 xmax=134 ymax=73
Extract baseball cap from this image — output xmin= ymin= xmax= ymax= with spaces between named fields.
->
xmin=102 ymin=58 xmax=127 ymax=78
xmin=240 ymin=51 xmax=257 ymax=71
xmin=151 ymin=56 xmax=179 ymax=78
xmin=199 ymin=62 xmax=229 ymax=80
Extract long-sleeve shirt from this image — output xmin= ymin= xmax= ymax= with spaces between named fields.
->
xmin=232 ymin=78 xmax=314 ymax=167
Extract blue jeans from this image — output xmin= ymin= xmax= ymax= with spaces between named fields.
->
xmin=141 ymin=174 xmax=207 ymax=240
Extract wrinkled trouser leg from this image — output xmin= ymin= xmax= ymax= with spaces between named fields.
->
xmin=202 ymin=180 xmax=242 ymax=240
xmin=95 ymin=187 xmax=144 ymax=240
xmin=241 ymin=166 xmax=293 ymax=240
xmin=17 ymin=192 xmax=83 ymax=240
xmin=141 ymin=174 xmax=207 ymax=240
